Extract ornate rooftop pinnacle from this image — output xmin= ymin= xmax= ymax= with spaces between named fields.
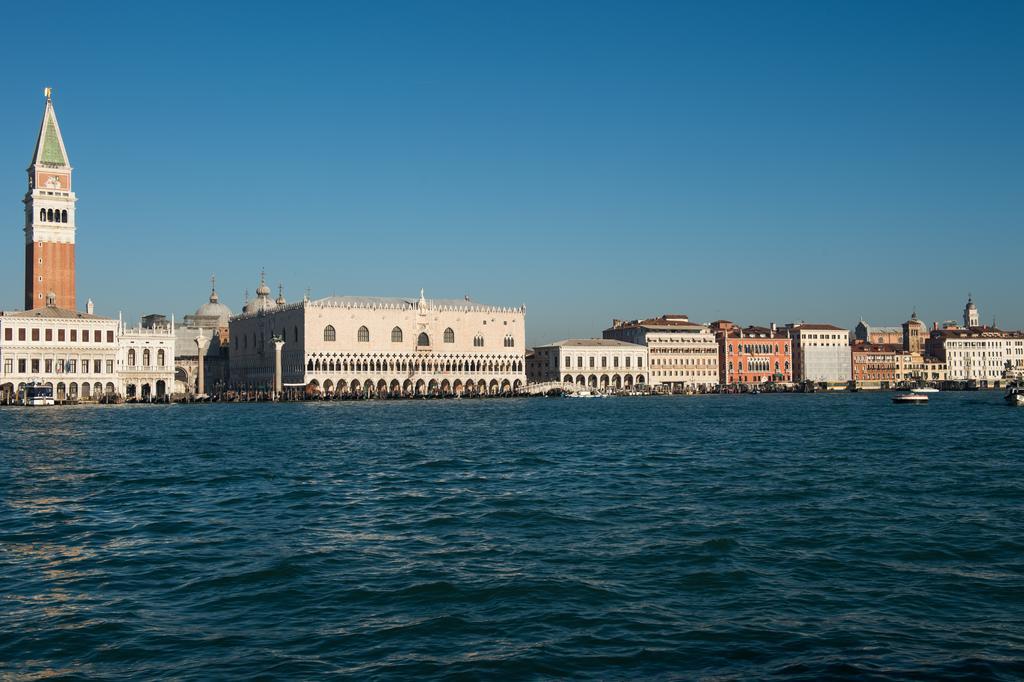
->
xmin=256 ymin=269 xmax=271 ymax=297
xmin=209 ymin=274 xmax=219 ymax=303
xmin=276 ymin=283 xmax=286 ymax=305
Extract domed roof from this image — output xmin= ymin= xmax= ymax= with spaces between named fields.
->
xmin=184 ymin=276 xmax=233 ymax=328
xmin=243 ymin=270 xmax=279 ymax=315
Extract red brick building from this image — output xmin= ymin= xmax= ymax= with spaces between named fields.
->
xmin=715 ymin=323 xmax=793 ymax=385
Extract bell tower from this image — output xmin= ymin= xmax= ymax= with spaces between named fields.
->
xmin=24 ymin=87 xmax=77 ymax=310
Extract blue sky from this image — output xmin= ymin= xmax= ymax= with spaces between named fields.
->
xmin=1 ymin=1 xmax=1021 ymax=344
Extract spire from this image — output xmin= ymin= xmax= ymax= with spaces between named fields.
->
xmin=276 ymin=283 xmax=286 ymax=305
xmin=209 ymin=274 xmax=219 ymax=304
xmin=30 ymin=87 xmax=70 ymax=169
xmin=256 ymin=269 xmax=270 ymax=297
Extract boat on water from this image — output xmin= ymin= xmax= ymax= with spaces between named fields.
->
xmin=911 ymin=387 xmax=939 ymax=394
xmin=892 ymin=393 xmax=929 ymax=404
xmin=19 ymin=381 xmax=54 ymax=406
xmin=1005 ymin=388 xmax=1024 ymax=406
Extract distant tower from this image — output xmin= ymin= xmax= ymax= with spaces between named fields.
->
xmin=963 ymin=294 xmax=979 ymax=328
xmin=903 ymin=309 xmax=926 ymax=354
xmin=24 ymin=87 xmax=77 ymax=310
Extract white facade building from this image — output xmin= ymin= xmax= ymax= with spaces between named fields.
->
xmin=787 ymin=323 xmax=852 ymax=386
xmin=603 ymin=315 xmax=719 ymax=390
xmin=229 ymin=285 xmax=526 ymax=396
xmin=931 ymin=328 xmax=1024 ymax=385
xmin=0 ymin=298 xmax=175 ymax=402
xmin=527 ymin=339 xmax=648 ymax=390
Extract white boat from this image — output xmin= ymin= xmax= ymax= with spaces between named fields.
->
xmin=20 ymin=381 xmax=54 ymax=406
xmin=1005 ymin=388 xmax=1024 ymax=406
xmin=892 ymin=393 xmax=928 ymax=404
xmin=910 ymin=387 xmax=939 ymax=394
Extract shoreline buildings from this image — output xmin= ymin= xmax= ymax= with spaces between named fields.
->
xmin=229 ymin=281 xmax=527 ymax=396
xmin=603 ymin=315 xmax=718 ymax=391
xmin=526 ymin=339 xmax=648 ymax=389
xmin=0 ymin=90 xmax=174 ymax=402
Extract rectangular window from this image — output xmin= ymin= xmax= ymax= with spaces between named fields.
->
xmin=601 ymin=357 xmax=607 ymax=368
xmin=18 ymin=359 xmax=26 ymax=373
xmin=94 ymin=359 xmax=101 ymax=373
xmin=45 ymin=328 xmax=53 ymax=341
xmin=81 ymin=359 xmax=88 ymax=374
xmin=58 ymin=329 xmax=65 ymax=341
xmin=31 ymin=359 xmax=40 ymax=373
xmin=94 ymin=330 xmax=101 ymax=342
xmin=45 ymin=359 xmax=53 ymax=373
xmin=638 ymin=357 xmax=644 ymax=368
xmin=3 ymin=328 xmax=10 ymax=341
xmin=67 ymin=360 xmax=76 ymax=373
xmin=4 ymin=359 xmax=11 ymax=374
xmin=18 ymin=328 xmax=26 ymax=341
xmin=82 ymin=330 xmax=88 ymax=342
xmin=626 ymin=357 xmax=631 ymax=368
xmin=577 ymin=357 xmax=583 ymax=368
xmin=564 ymin=356 xmax=570 ymax=368
xmin=70 ymin=330 xmax=77 ymax=342
xmin=589 ymin=357 xmax=595 ymax=368
xmin=614 ymin=357 xmax=619 ymax=368
xmin=107 ymin=330 xmax=114 ymax=343
xmin=105 ymin=360 xmax=113 ymax=374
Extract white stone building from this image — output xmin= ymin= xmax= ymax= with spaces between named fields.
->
xmin=930 ymin=328 xmax=1024 ymax=385
xmin=787 ymin=323 xmax=852 ymax=386
xmin=0 ymin=297 xmax=174 ymax=402
xmin=603 ymin=315 xmax=719 ymax=391
xmin=229 ymin=283 xmax=526 ymax=396
xmin=526 ymin=339 xmax=648 ymax=390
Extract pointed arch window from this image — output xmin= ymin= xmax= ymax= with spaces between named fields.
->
xmin=357 ymin=326 xmax=370 ymax=343
xmin=503 ymin=335 xmax=515 ymax=348
xmin=391 ymin=326 xmax=403 ymax=343
xmin=474 ymin=334 xmax=484 ymax=348
xmin=417 ymin=332 xmax=430 ymax=346
xmin=443 ymin=327 xmax=455 ymax=343
xmin=324 ymin=325 xmax=336 ymax=342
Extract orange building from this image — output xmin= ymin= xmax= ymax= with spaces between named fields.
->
xmin=24 ymin=89 xmax=76 ymax=311
xmin=716 ymin=324 xmax=793 ymax=385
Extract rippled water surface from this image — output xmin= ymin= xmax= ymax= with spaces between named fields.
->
xmin=2 ymin=393 xmax=1023 ymax=679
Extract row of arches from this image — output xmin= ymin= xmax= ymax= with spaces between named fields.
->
xmin=328 ymin=325 xmax=464 ymax=345
xmin=563 ymin=374 xmax=646 ymax=389
xmin=311 ymin=377 xmax=523 ymax=398
xmin=1 ymin=381 xmax=117 ymax=401
xmin=38 ymin=208 xmax=68 ymax=223
xmin=307 ymin=357 xmax=524 ymax=374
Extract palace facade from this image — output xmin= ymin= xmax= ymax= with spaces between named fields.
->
xmin=229 ymin=280 xmax=526 ymax=396
xmin=526 ymin=339 xmax=648 ymax=389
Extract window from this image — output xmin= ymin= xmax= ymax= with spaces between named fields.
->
xmin=45 ymin=329 xmax=52 ymax=341
xmin=589 ymin=357 xmax=595 ymax=368
xmin=18 ymin=359 xmax=26 ymax=373
xmin=4 ymin=328 xmax=11 ymax=341
xmin=31 ymin=359 xmax=40 ymax=373
xmin=143 ymin=349 xmax=151 ymax=366
xmin=94 ymin=359 xmax=102 ymax=373
xmin=19 ymin=328 xmax=26 ymax=341
xmin=357 ymin=326 xmax=369 ymax=343
xmin=391 ymin=327 xmax=403 ymax=343
xmin=614 ymin=357 xmax=619 ymax=368
xmin=70 ymin=330 xmax=77 ymax=342
xmin=94 ymin=330 xmax=101 ymax=342
xmin=157 ymin=350 xmax=165 ymax=366
xmin=106 ymin=360 xmax=113 ymax=374
xmin=565 ymin=356 xmax=571 ymax=368
xmin=324 ymin=325 xmax=336 ymax=342
xmin=638 ymin=357 xmax=643 ymax=368
xmin=128 ymin=349 xmax=136 ymax=366
xmin=31 ymin=329 xmax=40 ymax=341
xmin=294 ymin=326 xmax=299 ymax=342
xmin=66 ymin=360 xmax=76 ymax=373
xmin=58 ymin=329 xmax=65 ymax=341
xmin=4 ymin=359 xmax=11 ymax=374
xmin=473 ymin=334 xmax=483 ymax=347
xmin=444 ymin=328 xmax=455 ymax=343
xmin=417 ymin=332 xmax=430 ymax=346
xmin=45 ymin=359 xmax=53 ymax=372
xmin=504 ymin=335 xmax=515 ymax=347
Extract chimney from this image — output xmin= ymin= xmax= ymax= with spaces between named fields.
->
xmin=86 ymin=299 xmax=94 ymax=315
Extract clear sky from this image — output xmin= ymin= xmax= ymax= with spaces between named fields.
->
xmin=1 ymin=1 xmax=1021 ymax=344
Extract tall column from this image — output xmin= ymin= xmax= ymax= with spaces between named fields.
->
xmin=195 ymin=331 xmax=208 ymax=396
xmin=273 ymin=337 xmax=285 ymax=400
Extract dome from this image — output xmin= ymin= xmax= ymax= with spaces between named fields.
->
xmin=243 ymin=271 xmax=278 ymax=314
